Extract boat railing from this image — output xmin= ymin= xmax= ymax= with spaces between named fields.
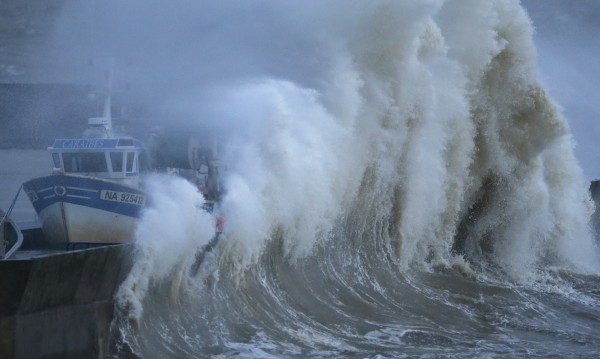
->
xmin=0 ymin=185 xmax=24 ymax=259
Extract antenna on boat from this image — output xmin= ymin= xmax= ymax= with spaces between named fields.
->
xmin=86 ymin=63 xmax=115 ymax=138
xmin=103 ymin=66 xmax=113 ymax=127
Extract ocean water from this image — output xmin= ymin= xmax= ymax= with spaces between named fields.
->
xmin=107 ymin=1 xmax=600 ymax=358
xmin=2 ymin=0 xmax=600 ymax=358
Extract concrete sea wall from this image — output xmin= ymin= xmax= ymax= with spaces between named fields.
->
xmin=0 ymin=244 xmax=133 ymax=358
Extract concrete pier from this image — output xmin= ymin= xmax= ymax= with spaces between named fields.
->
xmin=0 ymin=244 xmax=133 ymax=358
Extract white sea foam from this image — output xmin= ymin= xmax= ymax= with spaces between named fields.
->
xmin=115 ymin=175 xmax=215 ymax=320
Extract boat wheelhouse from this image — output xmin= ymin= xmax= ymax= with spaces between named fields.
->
xmin=50 ymin=137 xmax=144 ymax=185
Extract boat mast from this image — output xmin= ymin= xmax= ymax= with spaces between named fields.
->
xmin=86 ymin=68 xmax=114 ymax=138
xmin=102 ymin=68 xmax=113 ymax=133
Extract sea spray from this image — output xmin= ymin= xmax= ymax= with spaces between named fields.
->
xmin=447 ymin=1 xmax=599 ymax=278
xmin=167 ymin=0 xmax=600 ymax=281
xmin=116 ymin=175 xmax=215 ymax=320
xmin=217 ymin=79 xmax=361 ymax=268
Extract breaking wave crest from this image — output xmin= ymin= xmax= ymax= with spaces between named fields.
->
xmin=111 ymin=0 xmax=600 ymax=357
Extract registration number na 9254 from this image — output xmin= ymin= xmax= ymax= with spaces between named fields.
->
xmin=100 ymin=190 xmax=146 ymax=206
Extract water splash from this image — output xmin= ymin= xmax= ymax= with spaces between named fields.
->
xmin=116 ymin=175 xmax=215 ymax=320
xmin=195 ymin=0 xmax=599 ymax=279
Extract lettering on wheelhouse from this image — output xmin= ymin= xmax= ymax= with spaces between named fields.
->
xmin=100 ymin=190 xmax=146 ymax=205
xmin=54 ymin=139 xmax=115 ymax=149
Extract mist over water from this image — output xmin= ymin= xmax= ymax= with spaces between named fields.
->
xmin=49 ymin=0 xmax=600 ymax=357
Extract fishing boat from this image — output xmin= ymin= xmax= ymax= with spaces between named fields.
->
xmin=22 ymin=95 xmax=147 ymax=247
xmin=21 ymin=97 xmax=225 ymax=251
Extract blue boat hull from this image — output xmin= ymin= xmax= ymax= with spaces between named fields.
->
xmin=23 ymin=175 xmax=146 ymax=245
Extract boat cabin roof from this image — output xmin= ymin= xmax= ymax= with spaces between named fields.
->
xmin=49 ymin=138 xmax=144 ymax=151
xmin=47 ymin=138 xmax=145 ymax=180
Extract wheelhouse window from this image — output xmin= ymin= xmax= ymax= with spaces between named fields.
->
xmin=126 ymin=152 xmax=136 ymax=173
xmin=52 ymin=153 xmax=61 ymax=168
xmin=62 ymin=152 xmax=107 ymax=173
xmin=110 ymin=152 xmax=124 ymax=172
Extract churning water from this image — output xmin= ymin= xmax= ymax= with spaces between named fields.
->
xmin=109 ymin=1 xmax=600 ymax=357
